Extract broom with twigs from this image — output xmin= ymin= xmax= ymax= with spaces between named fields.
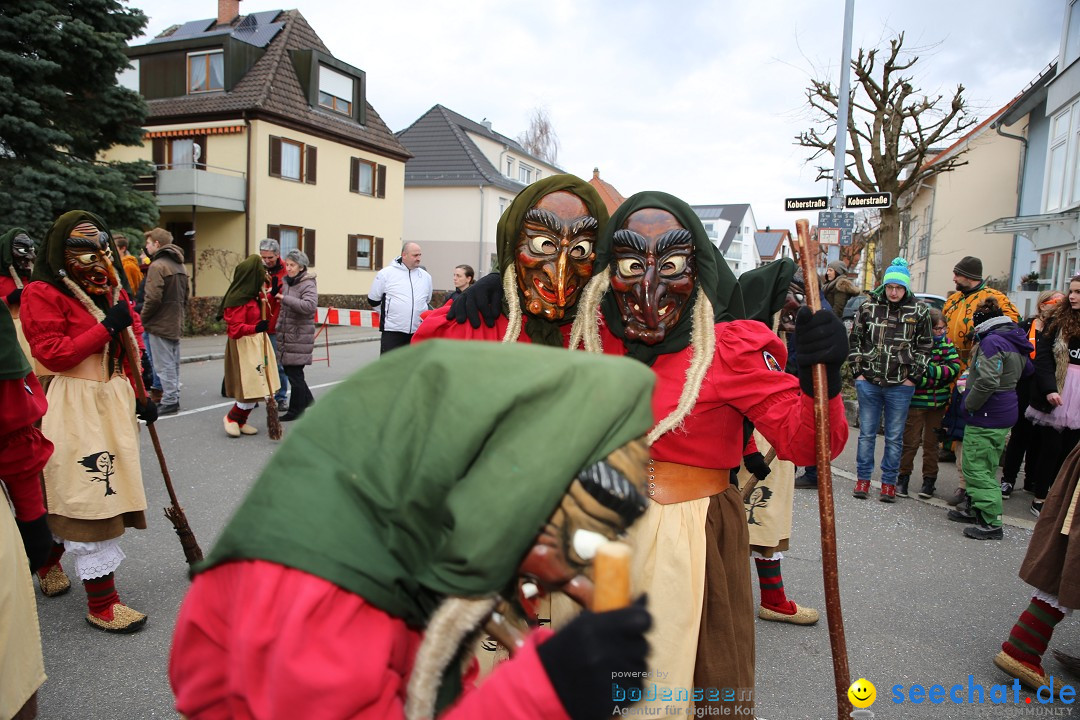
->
xmin=259 ymin=289 xmax=283 ymax=440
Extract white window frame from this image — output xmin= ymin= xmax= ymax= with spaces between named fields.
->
xmin=1046 ymin=100 xmax=1078 ymax=213
xmin=518 ymin=163 xmax=533 ymax=184
xmin=505 ymin=158 xmax=514 ymax=177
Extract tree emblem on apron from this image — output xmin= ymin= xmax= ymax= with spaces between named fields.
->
xmin=78 ymin=451 xmax=117 ymax=496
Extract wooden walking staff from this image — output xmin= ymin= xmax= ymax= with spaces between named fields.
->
xmin=115 ymin=314 xmax=204 ymax=565
xmin=795 ymin=218 xmax=852 ymax=719
xmin=259 ymin=289 xmax=283 ymax=441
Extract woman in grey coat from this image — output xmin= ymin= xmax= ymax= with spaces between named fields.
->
xmin=275 ymin=249 xmax=318 ymax=421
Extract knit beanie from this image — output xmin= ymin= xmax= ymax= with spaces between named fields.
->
xmin=972 ymin=302 xmax=1005 ymax=330
xmin=827 ymin=260 xmax=848 ymax=277
xmin=881 ymin=258 xmax=910 ymax=291
xmin=953 ymin=256 xmax=983 ymax=281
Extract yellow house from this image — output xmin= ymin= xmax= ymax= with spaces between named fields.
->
xmin=901 ymin=102 xmax=1023 ymax=297
xmin=104 ymin=1 xmax=410 ymax=298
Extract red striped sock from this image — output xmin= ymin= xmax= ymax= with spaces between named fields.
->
xmin=227 ymin=404 xmax=252 ymax=425
xmin=756 ymin=557 xmax=797 ymax=615
xmin=36 ymin=542 xmax=65 ymax=579
xmin=1002 ymin=596 xmax=1065 ymax=675
xmin=84 ymin=573 xmax=120 ymax=620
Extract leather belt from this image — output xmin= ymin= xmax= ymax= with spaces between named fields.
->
xmin=647 ymin=460 xmax=731 ymax=505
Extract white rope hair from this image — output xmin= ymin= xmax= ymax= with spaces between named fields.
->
xmin=62 ymin=278 xmax=140 ymax=380
xmin=501 ymin=266 xmax=521 ymax=344
xmin=647 ymin=293 xmax=715 ymax=445
xmin=569 ymin=267 xmax=610 ymax=352
xmin=404 ymin=596 xmax=499 ymax=720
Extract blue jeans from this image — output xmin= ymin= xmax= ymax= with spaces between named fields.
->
xmin=142 ymin=331 xmax=161 ymax=390
xmin=855 ymin=380 xmax=916 ymax=486
xmin=268 ymin=333 xmax=288 ymax=403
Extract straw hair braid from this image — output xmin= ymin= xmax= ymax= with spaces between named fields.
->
xmin=647 ymin=293 xmax=715 ymax=445
xmin=501 ymin=266 xmax=521 ymax=344
xmin=405 ymin=596 xmax=499 ymax=720
xmin=569 ymin=267 xmax=610 ymax=352
xmin=61 ymin=279 xmax=140 ymax=380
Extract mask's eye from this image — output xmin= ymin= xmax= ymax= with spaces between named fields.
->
xmin=569 ymin=239 xmax=593 ymax=259
xmin=77 ymin=253 xmax=100 ymax=265
xmin=527 ymin=236 xmax=559 ymax=255
xmin=616 ymin=258 xmax=644 ymax=278
xmin=793 ymin=292 xmax=805 ymax=304
xmin=659 ymin=254 xmax=688 ymax=277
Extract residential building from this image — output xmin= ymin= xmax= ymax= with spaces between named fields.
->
xmin=754 ymin=228 xmax=794 ymax=264
xmin=900 ymin=102 xmax=1023 ymax=297
xmin=395 ymin=105 xmax=562 ymax=289
xmin=104 ymin=0 xmax=410 ymax=297
xmin=691 ymin=204 xmax=761 ymax=276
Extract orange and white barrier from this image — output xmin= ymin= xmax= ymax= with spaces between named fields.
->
xmin=315 ymin=307 xmax=380 ymax=328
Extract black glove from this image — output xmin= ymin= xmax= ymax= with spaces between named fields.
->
xmin=744 ymin=451 xmax=772 ymax=481
xmin=17 ymin=514 xmax=53 ymax=572
xmin=449 ymin=272 xmax=503 ymax=328
xmin=269 ymin=274 xmax=281 ymax=297
xmin=536 ymin=595 xmax=651 ymax=720
xmin=135 ymin=397 xmax=158 ymax=423
xmin=140 ymin=350 xmax=154 ymax=391
xmin=6 ymin=287 xmax=22 ymax=305
xmin=101 ymin=301 xmax=133 ymax=334
xmin=794 ymin=306 xmax=847 ymax=398
xmin=254 ymin=319 xmax=269 ymax=334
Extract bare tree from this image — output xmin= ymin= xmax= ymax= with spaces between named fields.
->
xmin=517 ymin=107 xmax=560 ymax=165
xmin=796 ymin=32 xmax=977 ymax=283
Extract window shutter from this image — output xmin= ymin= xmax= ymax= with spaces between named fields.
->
xmin=305 ymin=145 xmax=318 ymax=185
xmin=374 ymin=237 xmax=384 ymax=270
xmin=152 ymin=139 xmax=166 ymax=168
xmin=267 ymin=225 xmax=280 ymax=242
xmin=194 ymin=134 xmax=208 ymax=168
xmin=303 ymin=228 xmax=316 ymax=266
xmin=269 ymin=136 xmax=282 ymax=177
xmin=376 ymin=164 xmax=386 ymax=199
xmin=347 ymin=235 xmax=358 ymax=269
xmin=349 ymin=158 xmax=358 ymax=193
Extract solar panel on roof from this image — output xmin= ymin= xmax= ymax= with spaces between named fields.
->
xmin=248 ymin=10 xmax=283 ymax=26
xmin=231 ymin=22 xmax=282 ymax=48
xmin=167 ymin=18 xmax=215 ymax=38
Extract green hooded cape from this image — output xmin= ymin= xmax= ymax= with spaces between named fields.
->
xmin=199 ymin=340 xmax=655 ymax=628
xmin=217 ymin=254 xmax=265 ymax=319
xmin=596 ymin=191 xmax=744 ymax=365
xmin=0 ymin=227 xmax=32 ymax=278
xmin=31 ymin=211 xmax=129 ymax=296
xmin=496 ymin=174 xmax=609 ymax=346
xmin=0 ymin=309 xmax=31 ymax=381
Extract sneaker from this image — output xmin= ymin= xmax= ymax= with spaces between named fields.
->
xmin=158 ymin=402 xmax=180 ymax=416
xmin=879 ymin=484 xmax=896 ymax=503
xmin=896 ymin=475 xmax=910 ymax=498
xmin=918 ymin=477 xmax=936 ymax=499
xmin=947 ymin=506 xmax=976 ymax=523
xmin=853 ymin=479 xmax=871 ymax=499
xmin=1031 ymin=500 xmax=1044 ymax=518
xmin=793 ymin=473 xmax=818 ymax=489
xmin=939 ymin=448 xmax=956 ymax=463
xmin=946 ymin=487 xmax=966 ymax=506
xmin=1000 ymin=480 xmax=1014 ymax=499
xmin=964 ymin=522 xmax=1004 ymax=540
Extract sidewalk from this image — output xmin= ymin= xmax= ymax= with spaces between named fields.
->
xmin=179 ymin=325 xmax=380 ymax=363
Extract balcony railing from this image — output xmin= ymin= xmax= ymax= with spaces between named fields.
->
xmin=137 ymin=163 xmax=246 ymax=212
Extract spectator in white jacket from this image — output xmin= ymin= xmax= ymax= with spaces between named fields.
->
xmin=367 ymin=242 xmax=433 ymax=354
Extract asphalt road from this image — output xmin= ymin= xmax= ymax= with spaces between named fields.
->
xmin=28 ymin=339 xmax=1079 ymax=719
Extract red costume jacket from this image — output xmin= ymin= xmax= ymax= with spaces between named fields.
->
xmin=264 ymin=263 xmax=287 ymax=334
xmin=412 ymin=303 xmax=575 ymax=346
xmin=0 ymin=371 xmax=52 ymax=521
xmin=0 ymin=275 xmax=18 ymax=304
xmin=224 ymin=300 xmax=262 ymax=339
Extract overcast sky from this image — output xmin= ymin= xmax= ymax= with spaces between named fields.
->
xmin=130 ymin=0 xmax=1062 ymax=231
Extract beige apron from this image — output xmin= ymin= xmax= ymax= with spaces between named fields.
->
xmin=0 ymin=494 xmax=46 ymax=719
xmin=225 ymin=333 xmax=280 ymax=402
xmin=6 ymin=304 xmax=32 ymax=366
xmin=740 ymin=431 xmax=795 ymax=554
xmin=41 ymin=355 xmax=146 ymax=522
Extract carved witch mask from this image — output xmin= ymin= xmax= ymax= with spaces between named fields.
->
xmin=11 ymin=233 xmax=36 ymax=277
xmin=64 ymin=221 xmax=118 ymax=295
xmin=609 ymin=208 xmax=697 ymax=345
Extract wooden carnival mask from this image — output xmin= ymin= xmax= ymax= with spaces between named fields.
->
xmin=517 ymin=437 xmax=649 ymax=609
xmin=11 ymin=233 xmax=36 ymax=277
xmin=515 ymin=190 xmax=598 ymax=321
xmin=610 ymin=208 xmax=696 ymax=344
xmin=63 ymin=222 xmax=118 ymax=295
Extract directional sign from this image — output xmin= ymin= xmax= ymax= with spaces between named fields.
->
xmin=818 ymin=210 xmax=855 ymax=246
xmin=785 ymin=196 xmax=828 ymax=211
xmin=845 ymin=192 xmax=892 ymax=209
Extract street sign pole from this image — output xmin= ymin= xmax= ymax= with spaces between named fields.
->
xmin=831 ymin=0 xmax=856 ymax=212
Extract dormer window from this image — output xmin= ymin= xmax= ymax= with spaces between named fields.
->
xmin=318 ymin=65 xmax=353 ymax=115
xmin=188 ymin=50 xmax=224 ymax=94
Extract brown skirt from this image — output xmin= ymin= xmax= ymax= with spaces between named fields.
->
xmin=1019 ymin=442 xmax=1080 ymax=608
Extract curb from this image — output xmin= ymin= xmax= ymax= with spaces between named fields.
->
xmin=179 ymin=335 xmax=380 ymax=364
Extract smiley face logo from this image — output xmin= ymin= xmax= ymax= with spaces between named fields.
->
xmin=848 ymin=678 xmax=876 ymax=708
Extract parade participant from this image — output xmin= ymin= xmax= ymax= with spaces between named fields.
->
xmin=413 ymin=174 xmax=608 ymax=346
xmin=219 ymin=255 xmax=280 ymax=438
xmin=0 ymin=309 xmax=52 ymax=719
xmin=259 ymin=239 xmax=289 ymax=408
xmin=575 ymin=191 xmax=849 ymax=714
xmin=994 ymin=441 xmax=1080 ymax=690
xmin=20 ymin=210 xmax=156 ymax=633
xmin=0 ymin=227 xmax=37 ymax=360
xmin=170 ymin=341 xmax=656 ymax=720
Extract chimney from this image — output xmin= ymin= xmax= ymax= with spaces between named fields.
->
xmin=218 ymin=0 xmax=240 ymax=26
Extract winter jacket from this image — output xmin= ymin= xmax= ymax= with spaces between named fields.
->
xmin=276 ymin=271 xmax=318 ymax=367
xmin=910 ymin=334 xmax=960 ymax=409
xmin=847 ymin=287 xmax=933 ymax=386
xmin=367 ymin=259 xmax=433 ymax=335
xmin=822 ymin=272 xmax=860 ymax=319
xmin=942 ymin=283 xmax=1020 ymax=370
xmin=963 ymin=318 xmax=1034 ymax=428
xmin=141 ymin=244 xmax=189 ymax=341
xmin=1029 ymin=325 xmax=1080 ymax=414
xmin=121 ymin=254 xmax=143 ymax=296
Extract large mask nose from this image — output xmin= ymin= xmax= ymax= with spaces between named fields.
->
xmin=551 ymin=248 xmax=571 ymax=307
xmin=639 ymin=266 xmax=666 ymax=328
